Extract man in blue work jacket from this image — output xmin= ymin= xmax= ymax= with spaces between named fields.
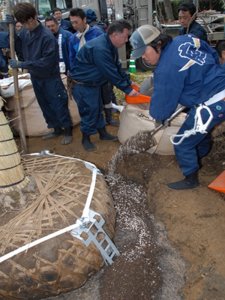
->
xmin=52 ymin=7 xmax=74 ymax=33
xmin=9 ymin=2 xmax=73 ymax=145
xmin=69 ymin=19 xmax=139 ymax=151
xmin=130 ymin=24 xmax=225 ymax=190
xmin=45 ymin=16 xmax=72 ymax=74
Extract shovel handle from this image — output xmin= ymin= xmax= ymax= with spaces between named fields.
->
xmin=151 ymin=106 xmax=186 ymax=136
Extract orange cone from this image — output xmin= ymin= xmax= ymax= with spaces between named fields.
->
xmin=208 ymin=170 xmax=225 ymax=193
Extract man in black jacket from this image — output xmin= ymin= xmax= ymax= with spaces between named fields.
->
xmin=9 ymin=2 xmax=73 ymax=145
xmin=178 ymin=2 xmax=208 ymax=42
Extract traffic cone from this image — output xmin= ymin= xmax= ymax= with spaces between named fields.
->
xmin=129 ymin=55 xmax=136 ymax=73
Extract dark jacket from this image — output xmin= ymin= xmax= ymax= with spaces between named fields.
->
xmin=60 ymin=19 xmax=74 ymax=33
xmin=69 ymin=25 xmax=103 ymax=70
xmin=179 ymin=20 xmax=208 ymax=42
xmin=55 ymin=27 xmax=72 ymax=72
xmin=69 ymin=33 xmax=132 ymax=94
xmin=18 ymin=22 xmax=60 ymax=78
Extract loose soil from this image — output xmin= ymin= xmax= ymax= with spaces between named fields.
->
xmin=19 ymin=124 xmax=225 ymax=300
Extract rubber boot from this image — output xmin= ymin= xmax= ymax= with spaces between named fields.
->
xmin=167 ymin=172 xmax=199 ymax=190
xmin=104 ymin=108 xmax=119 ymax=127
xmin=61 ymin=127 xmax=73 ymax=145
xmin=42 ymin=127 xmax=63 ymax=140
xmin=98 ymin=127 xmax=118 ymax=141
xmin=82 ymin=133 xmax=96 ymax=151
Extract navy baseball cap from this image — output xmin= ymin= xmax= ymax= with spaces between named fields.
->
xmin=129 ymin=25 xmax=160 ymax=59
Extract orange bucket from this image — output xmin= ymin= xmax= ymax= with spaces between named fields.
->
xmin=125 ymin=83 xmax=151 ymax=104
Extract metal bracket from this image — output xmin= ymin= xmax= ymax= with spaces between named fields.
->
xmin=71 ymin=209 xmax=119 ymax=265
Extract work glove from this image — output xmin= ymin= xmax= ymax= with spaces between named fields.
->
xmin=5 ymin=14 xmax=15 ymax=24
xmin=9 ymin=59 xmax=23 ymax=69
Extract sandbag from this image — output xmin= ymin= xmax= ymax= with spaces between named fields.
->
xmin=0 ymin=73 xmax=32 ymax=98
xmin=0 ymin=154 xmax=116 ymax=299
xmin=118 ymin=104 xmax=186 ymax=155
xmin=3 ymin=74 xmax=80 ymax=136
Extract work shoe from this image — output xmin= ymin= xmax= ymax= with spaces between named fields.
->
xmin=61 ymin=127 xmax=73 ymax=145
xmin=98 ymin=127 xmax=118 ymax=141
xmin=167 ymin=172 xmax=199 ymax=190
xmin=82 ymin=133 xmax=96 ymax=151
xmin=42 ymin=127 xmax=63 ymax=140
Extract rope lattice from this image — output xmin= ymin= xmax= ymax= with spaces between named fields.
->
xmin=0 ymin=156 xmax=106 ymax=255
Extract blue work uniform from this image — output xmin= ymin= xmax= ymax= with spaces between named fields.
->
xmin=150 ymin=34 xmax=225 ymax=176
xmin=54 ymin=27 xmax=72 ymax=73
xmin=69 ymin=33 xmax=132 ymax=135
xmin=69 ymin=25 xmax=103 ymax=74
xmin=59 ymin=19 xmax=74 ymax=33
xmin=18 ymin=22 xmax=72 ymax=130
xmin=179 ymin=20 xmax=208 ymax=42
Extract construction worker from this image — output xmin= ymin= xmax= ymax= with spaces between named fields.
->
xmin=130 ymin=24 xmax=225 ymax=190
xmin=69 ymin=8 xmax=103 ymax=64
xmin=8 ymin=2 xmax=73 ymax=145
xmin=52 ymin=7 xmax=74 ymax=33
xmin=85 ymin=8 xmax=119 ymax=126
xmin=178 ymin=2 xmax=208 ymax=42
xmin=69 ymin=19 xmax=138 ymax=151
xmin=45 ymin=16 xmax=72 ymax=74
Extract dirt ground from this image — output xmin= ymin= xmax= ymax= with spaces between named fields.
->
xmin=22 ymin=124 xmax=225 ymax=300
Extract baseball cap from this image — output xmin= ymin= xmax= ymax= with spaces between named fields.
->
xmin=129 ymin=25 xmax=160 ymax=59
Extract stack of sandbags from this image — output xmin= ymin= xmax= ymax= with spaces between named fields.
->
xmin=0 ymin=74 xmax=80 ymax=136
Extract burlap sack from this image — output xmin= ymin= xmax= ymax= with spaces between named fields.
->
xmin=4 ymin=75 xmax=80 ymax=136
xmin=0 ymin=155 xmax=116 ymax=299
xmin=118 ymin=104 xmax=186 ymax=155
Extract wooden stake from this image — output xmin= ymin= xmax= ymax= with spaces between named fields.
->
xmin=6 ymin=0 xmax=27 ymax=153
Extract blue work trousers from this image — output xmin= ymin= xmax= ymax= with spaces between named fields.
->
xmin=72 ymin=84 xmax=105 ymax=135
xmin=174 ymin=101 xmax=225 ymax=176
xmin=31 ymin=76 xmax=72 ymax=129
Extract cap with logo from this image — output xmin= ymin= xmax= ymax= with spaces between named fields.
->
xmin=129 ymin=25 xmax=160 ymax=59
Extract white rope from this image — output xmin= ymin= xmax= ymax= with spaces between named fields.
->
xmin=170 ymin=104 xmax=213 ymax=145
xmin=0 ymin=153 xmax=100 ymax=263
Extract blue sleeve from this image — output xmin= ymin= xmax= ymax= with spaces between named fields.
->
xmin=93 ymin=45 xmax=132 ymax=94
xmin=69 ymin=34 xmax=79 ymax=72
xmin=150 ymin=61 xmax=186 ymax=122
xmin=20 ymin=35 xmax=58 ymax=70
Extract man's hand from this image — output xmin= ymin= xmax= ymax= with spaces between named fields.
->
xmin=128 ymin=89 xmax=139 ymax=96
xmin=9 ymin=59 xmax=22 ymax=69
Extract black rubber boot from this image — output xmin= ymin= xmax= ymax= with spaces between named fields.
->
xmin=105 ymin=108 xmax=119 ymax=127
xmin=42 ymin=127 xmax=63 ymax=140
xmin=61 ymin=127 xmax=73 ymax=145
xmin=98 ymin=127 xmax=118 ymax=141
xmin=82 ymin=133 xmax=96 ymax=151
xmin=167 ymin=172 xmax=199 ymax=190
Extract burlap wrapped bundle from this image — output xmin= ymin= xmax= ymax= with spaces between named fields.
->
xmin=0 ymin=155 xmax=116 ymax=299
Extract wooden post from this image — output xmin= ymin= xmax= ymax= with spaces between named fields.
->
xmin=6 ymin=0 xmax=27 ymax=153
